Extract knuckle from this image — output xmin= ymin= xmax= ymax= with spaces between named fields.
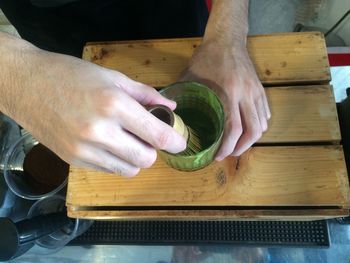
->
xmin=154 ymin=130 xmax=171 ymax=150
xmin=249 ymin=127 xmax=262 ymax=141
xmin=231 ymin=125 xmax=243 ymax=137
xmin=227 ymin=119 xmax=243 ymax=137
xmin=69 ymin=143 xmax=85 ymax=160
xmin=142 ymin=84 xmax=155 ymax=94
xmin=140 ymin=118 xmax=157 ymax=138
xmin=126 ymin=147 xmax=157 ymax=168
xmin=140 ymin=119 xmax=171 ymax=150
xmin=99 ymin=92 xmax=120 ymax=117
xmin=141 ymin=118 xmax=153 ymax=130
xmin=79 ymin=122 xmax=97 ymax=140
xmin=251 ymin=111 xmax=260 ymax=123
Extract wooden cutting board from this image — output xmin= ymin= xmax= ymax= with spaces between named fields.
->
xmin=67 ymin=32 xmax=349 ymax=220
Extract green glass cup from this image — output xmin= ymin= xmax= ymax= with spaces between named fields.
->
xmin=159 ymin=81 xmax=225 ymax=171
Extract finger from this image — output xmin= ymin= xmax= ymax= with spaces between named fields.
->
xmin=256 ymin=98 xmax=268 ymax=132
xmin=113 ymin=72 xmax=177 ymax=110
xmin=72 ymin=159 xmax=115 ymax=174
xmin=232 ymin=103 xmax=262 ymax=156
xmin=88 ymin=124 xmax=157 ymax=168
xmin=73 ymin=160 xmax=138 ymax=179
xmin=215 ymin=104 xmax=243 ymax=161
xmin=129 ymin=82 xmax=177 ymax=110
xmin=116 ymin=92 xmax=186 ymax=153
xmin=76 ymin=143 xmax=140 ymax=177
xmin=262 ymin=89 xmax=271 ymax=119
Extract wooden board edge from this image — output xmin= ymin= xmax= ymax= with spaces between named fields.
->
xmin=67 ymin=207 xmax=349 ymax=221
xmin=147 ymin=80 xmax=332 ymax=89
xmin=82 ymin=32 xmax=331 ymax=85
xmin=83 ymin=32 xmax=325 ymax=47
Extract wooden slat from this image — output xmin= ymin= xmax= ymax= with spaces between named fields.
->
xmin=67 ymin=208 xmax=349 ymax=221
xmin=261 ymin=85 xmax=340 ymax=143
xmin=70 ymin=33 xmax=348 ymax=221
xmin=67 ymin=146 xmax=350 ymax=208
xmin=83 ymin=32 xmax=330 ymax=87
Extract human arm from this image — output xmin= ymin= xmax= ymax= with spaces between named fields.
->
xmin=182 ymin=0 xmax=271 ymax=160
xmin=0 ymin=32 xmax=186 ymax=176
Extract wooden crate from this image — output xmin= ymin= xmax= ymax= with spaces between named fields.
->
xmin=67 ymin=32 xmax=349 ymax=220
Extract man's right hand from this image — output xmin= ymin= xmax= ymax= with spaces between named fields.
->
xmin=0 ymin=34 xmax=186 ymax=177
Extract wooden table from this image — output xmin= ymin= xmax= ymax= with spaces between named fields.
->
xmin=66 ymin=32 xmax=350 ymax=221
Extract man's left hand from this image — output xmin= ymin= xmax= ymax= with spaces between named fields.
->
xmin=181 ymin=40 xmax=271 ymax=160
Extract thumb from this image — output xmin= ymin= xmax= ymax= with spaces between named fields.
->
xmin=114 ymin=72 xmax=177 ymax=110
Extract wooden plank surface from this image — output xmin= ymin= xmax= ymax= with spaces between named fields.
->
xmin=260 ymin=85 xmax=340 ymax=143
xmin=67 ymin=146 xmax=350 ymax=208
xmin=70 ymin=32 xmax=348 ymax=221
xmin=67 ymin=208 xmax=349 ymax=221
xmin=83 ymin=32 xmax=330 ymax=87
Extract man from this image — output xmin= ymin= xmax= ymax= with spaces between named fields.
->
xmin=0 ymin=0 xmax=270 ymax=177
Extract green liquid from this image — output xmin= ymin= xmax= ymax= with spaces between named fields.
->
xmin=175 ymin=107 xmax=218 ymax=150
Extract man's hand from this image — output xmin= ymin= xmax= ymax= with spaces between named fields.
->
xmin=181 ymin=0 xmax=270 ymax=160
xmin=181 ymin=42 xmax=270 ymax=160
xmin=0 ymin=33 xmax=186 ymax=176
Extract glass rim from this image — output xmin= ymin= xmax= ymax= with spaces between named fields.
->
xmin=159 ymin=81 xmax=225 ymax=159
xmin=3 ymin=132 xmax=68 ymax=200
xmin=27 ymin=194 xmax=80 ymax=249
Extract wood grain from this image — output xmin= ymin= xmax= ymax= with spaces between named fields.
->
xmin=261 ymin=85 xmax=340 ymax=143
xmin=69 ymin=32 xmax=348 ymax=221
xmin=67 ymin=208 xmax=349 ymax=221
xmin=83 ymin=32 xmax=330 ymax=87
xmin=67 ymin=146 xmax=349 ymax=208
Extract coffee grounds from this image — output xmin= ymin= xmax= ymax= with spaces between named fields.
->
xmin=23 ymin=144 xmax=69 ymax=195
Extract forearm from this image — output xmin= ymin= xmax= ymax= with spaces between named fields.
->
xmin=0 ymin=32 xmax=71 ymax=131
xmin=0 ymin=32 xmax=40 ymax=120
xmin=204 ymin=0 xmax=249 ymax=46
xmin=0 ymin=33 xmax=187 ymax=176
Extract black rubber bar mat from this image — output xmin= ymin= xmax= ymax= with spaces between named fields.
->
xmin=69 ymin=220 xmax=329 ymax=247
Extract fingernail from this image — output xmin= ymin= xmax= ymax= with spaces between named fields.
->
xmin=215 ymin=156 xmax=224 ymax=162
xmin=167 ymin=100 xmax=177 ymax=110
